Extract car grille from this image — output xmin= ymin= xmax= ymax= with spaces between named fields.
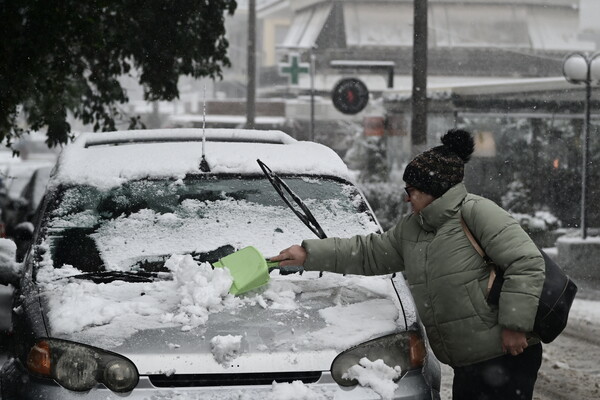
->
xmin=148 ymin=371 xmax=322 ymax=387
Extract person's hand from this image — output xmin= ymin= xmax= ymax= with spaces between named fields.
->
xmin=501 ymin=328 xmax=528 ymax=356
xmin=270 ymin=245 xmax=307 ymax=267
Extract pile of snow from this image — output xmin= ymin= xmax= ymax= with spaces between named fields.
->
xmin=37 ymin=262 xmax=180 ymax=339
xmin=258 ymin=280 xmax=303 ymax=311
xmin=210 ymin=335 xmax=243 ymax=366
xmin=162 ymin=254 xmax=235 ymax=331
xmin=0 ymin=239 xmax=16 ymax=261
xmin=36 ymin=251 xmax=242 ymax=344
xmin=0 ymin=239 xmax=20 ymax=283
xmin=512 ymin=211 xmax=561 ymax=232
xmin=343 ymin=358 xmax=402 ymax=400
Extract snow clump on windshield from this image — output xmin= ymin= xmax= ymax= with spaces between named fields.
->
xmin=162 ymin=254 xmax=236 ymax=331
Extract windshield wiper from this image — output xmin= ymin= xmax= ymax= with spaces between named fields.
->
xmin=70 ymin=271 xmax=163 ymax=284
xmin=257 ymin=160 xmax=329 ymax=277
xmin=257 ymin=159 xmax=327 ymax=240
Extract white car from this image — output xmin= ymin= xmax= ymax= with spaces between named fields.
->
xmin=0 ymin=128 xmax=440 ymax=399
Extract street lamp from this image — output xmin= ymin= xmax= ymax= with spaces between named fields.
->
xmin=562 ymin=52 xmax=600 ymax=239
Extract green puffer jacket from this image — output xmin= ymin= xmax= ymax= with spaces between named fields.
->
xmin=302 ymin=183 xmax=545 ymax=367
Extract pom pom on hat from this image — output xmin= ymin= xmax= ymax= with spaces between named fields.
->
xmin=441 ymin=129 xmax=475 ymax=162
xmin=402 ymin=129 xmax=474 ymax=197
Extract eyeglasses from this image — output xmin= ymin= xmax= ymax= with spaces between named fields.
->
xmin=404 ymin=186 xmax=416 ymax=197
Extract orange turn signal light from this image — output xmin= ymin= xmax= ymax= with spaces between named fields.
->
xmin=27 ymin=340 xmax=51 ymax=376
xmin=409 ymin=332 xmax=427 ymax=369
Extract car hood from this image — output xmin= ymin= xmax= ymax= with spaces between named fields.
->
xmin=40 ymin=272 xmax=407 ymax=375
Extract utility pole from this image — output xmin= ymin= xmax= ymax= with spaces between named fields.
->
xmin=310 ymin=51 xmax=316 ymax=141
xmin=411 ymin=0 xmax=428 ymax=152
xmin=246 ymin=0 xmax=256 ymax=129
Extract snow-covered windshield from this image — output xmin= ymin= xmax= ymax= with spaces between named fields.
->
xmin=40 ymin=175 xmax=379 ymax=274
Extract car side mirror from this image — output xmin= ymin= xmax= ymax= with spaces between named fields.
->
xmin=0 ymin=238 xmax=21 ymax=287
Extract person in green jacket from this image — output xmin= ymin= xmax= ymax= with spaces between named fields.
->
xmin=271 ymin=129 xmax=545 ymax=400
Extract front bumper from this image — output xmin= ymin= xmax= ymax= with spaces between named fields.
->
xmin=2 ymin=363 xmax=437 ymax=400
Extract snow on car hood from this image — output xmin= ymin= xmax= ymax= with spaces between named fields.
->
xmin=36 ymin=257 xmax=404 ymax=374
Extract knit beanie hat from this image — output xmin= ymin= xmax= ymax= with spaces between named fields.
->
xmin=402 ymin=129 xmax=475 ymax=198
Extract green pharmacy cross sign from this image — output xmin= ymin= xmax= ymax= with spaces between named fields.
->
xmin=279 ymin=53 xmax=310 ymax=85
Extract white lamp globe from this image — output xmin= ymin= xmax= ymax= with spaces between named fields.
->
xmin=589 ymin=53 xmax=600 ymax=84
xmin=563 ymin=54 xmax=588 ymax=83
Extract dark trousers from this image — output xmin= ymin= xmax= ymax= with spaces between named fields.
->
xmin=452 ymin=343 xmax=543 ymax=400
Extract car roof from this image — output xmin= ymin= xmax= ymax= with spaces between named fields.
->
xmin=51 ymin=128 xmax=350 ymax=190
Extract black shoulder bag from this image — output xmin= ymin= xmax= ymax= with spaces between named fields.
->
xmin=460 ymin=217 xmax=578 ymax=344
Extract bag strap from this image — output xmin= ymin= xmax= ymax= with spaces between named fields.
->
xmin=459 ymin=217 xmax=497 ymax=295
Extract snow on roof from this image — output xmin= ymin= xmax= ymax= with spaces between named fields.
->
xmin=281 ymin=2 xmax=332 ymax=49
xmin=52 ymin=129 xmax=350 ymax=190
xmin=383 ymin=76 xmax=572 ymax=100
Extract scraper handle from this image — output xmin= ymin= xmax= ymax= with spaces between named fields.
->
xmin=266 ymin=259 xmax=304 ymax=275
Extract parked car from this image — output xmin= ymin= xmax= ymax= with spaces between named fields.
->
xmin=0 ymin=128 xmax=440 ymax=399
xmin=16 ymin=166 xmax=53 ymax=223
xmin=1 ymin=166 xmax=53 ymax=242
xmin=0 ymin=131 xmax=59 ymax=240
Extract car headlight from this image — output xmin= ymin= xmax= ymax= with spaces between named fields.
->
xmin=331 ymin=331 xmax=426 ymax=386
xmin=26 ymin=338 xmax=139 ymax=392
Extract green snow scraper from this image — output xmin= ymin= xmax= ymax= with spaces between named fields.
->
xmin=213 ymin=246 xmax=279 ymax=295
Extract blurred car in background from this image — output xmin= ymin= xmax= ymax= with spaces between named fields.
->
xmin=1 ymin=166 xmax=52 ymax=233
xmin=0 ymin=132 xmax=58 ymax=240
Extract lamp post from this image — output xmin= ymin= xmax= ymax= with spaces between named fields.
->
xmin=310 ymin=50 xmax=316 ymax=142
xmin=562 ymin=52 xmax=600 ymax=239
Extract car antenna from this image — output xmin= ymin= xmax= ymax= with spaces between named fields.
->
xmin=199 ymin=82 xmax=210 ymax=172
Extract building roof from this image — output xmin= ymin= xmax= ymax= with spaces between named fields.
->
xmin=280 ymin=0 xmax=595 ymax=51
xmin=384 ymin=76 xmax=573 ymax=98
